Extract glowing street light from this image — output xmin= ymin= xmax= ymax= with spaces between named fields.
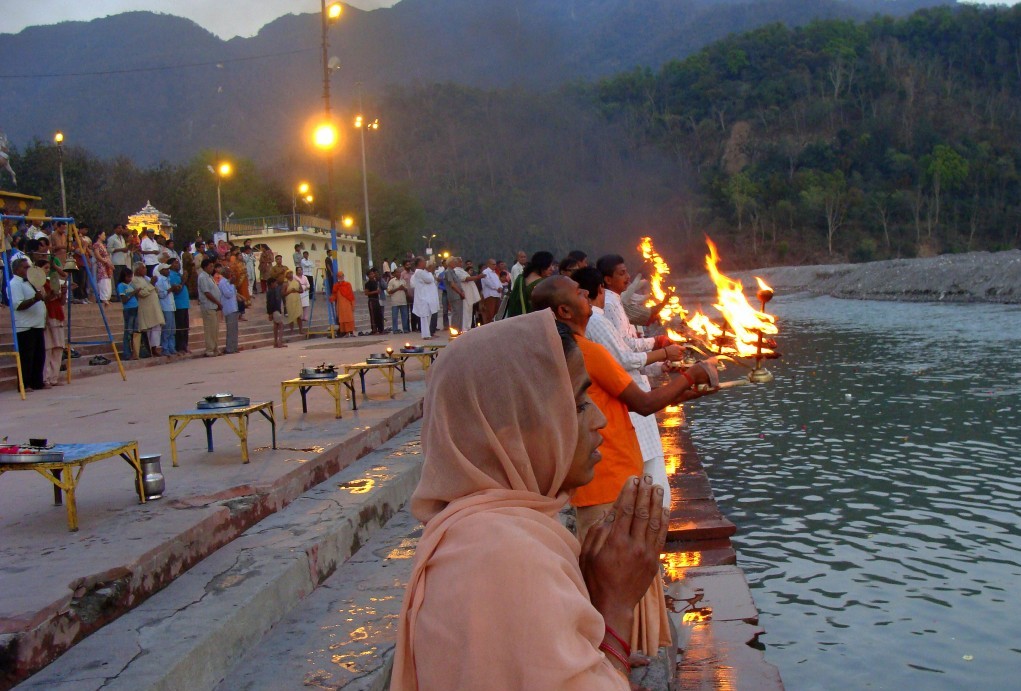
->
xmin=54 ymin=131 xmax=67 ymax=216
xmin=327 ymin=2 xmax=342 ymax=20
xmin=207 ymin=159 xmax=232 ymax=235
xmin=342 ymin=215 xmax=355 ymax=229
xmin=293 ymin=181 xmax=312 ymax=228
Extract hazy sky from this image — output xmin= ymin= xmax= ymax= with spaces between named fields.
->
xmin=5 ymin=1 xmax=1020 ymax=39
xmin=5 ymin=1 xmax=400 ymax=39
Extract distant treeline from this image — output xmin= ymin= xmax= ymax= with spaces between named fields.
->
xmin=593 ymin=4 xmax=1021 ymax=266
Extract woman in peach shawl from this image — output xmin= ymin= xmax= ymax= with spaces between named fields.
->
xmin=391 ymin=310 xmax=669 ymax=691
xmin=329 ymin=272 xmax=356 ymax=336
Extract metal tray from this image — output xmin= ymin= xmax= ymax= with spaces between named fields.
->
xmin=365 ymin=357 xmax=398 ymax=364
xmin=299 ymin=370 xmax=341 ymax=380
xmin=399 ymin=347 xmax=425 ymax=354
xmin=0 ymin=450 xmax=65 ymax=464
xmin=196 ymin=396 xmax=251 ymax=409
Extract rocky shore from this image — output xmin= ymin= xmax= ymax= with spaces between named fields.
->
xmin=675 ymin=249 xmax=1021 ymax=304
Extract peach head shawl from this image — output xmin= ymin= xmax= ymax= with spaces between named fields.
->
xmin=391 ymin=310 xmax=627 ymax=691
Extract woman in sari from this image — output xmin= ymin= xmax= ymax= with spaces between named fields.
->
xmin=258 ymin=246 xmax=274 ymax=293
xmin=228 ymin=250 xmax=250 ymax=320
xmin=181 ymin=250 xmax=198 ymax=301
xmin=92 ymin=230 xmax=114 ymax=305
xmin=505 ymin=251 xmax=556 ymax=318
xmin=392 ymin=311 xmax=668 ymax=690
xmin=131 ymin=261 xmax=164 ymax=357
xmin=295 ymin=265 xmax=311 ymax=324
xmin=282 ymin=269 xmax=303 ymax=333
xmin=329 ymin=271 xmax=356 ymax=336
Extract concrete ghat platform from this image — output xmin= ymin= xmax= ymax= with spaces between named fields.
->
xmin=15 ymin=425 xmax=425 ymax=691
xmin=0 ymin=333 xmax=435 ymax=689
xmin=662 ymin=408 xmax=782 ymax=689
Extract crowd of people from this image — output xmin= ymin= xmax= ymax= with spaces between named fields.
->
xmin=2 ymin=220 xmax=320 ymax=389
xmin=390 ymin=246 xmax=722 ymax=690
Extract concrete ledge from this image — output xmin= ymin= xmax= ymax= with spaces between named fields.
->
xmin=1 ymin=397 xmax=423 ymax=689
xmin=15 ymin=428 xmax=424 ymax=691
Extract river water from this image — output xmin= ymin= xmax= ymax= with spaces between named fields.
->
xmin=667 ymin=294 xmax=1021 ymax=690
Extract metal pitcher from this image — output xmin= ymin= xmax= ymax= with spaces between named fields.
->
xmin=140 ymin=454 xmax=165 ymax=500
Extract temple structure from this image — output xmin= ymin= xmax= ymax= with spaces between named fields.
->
xmin=127 ymin=201 xmax=176 ymax=239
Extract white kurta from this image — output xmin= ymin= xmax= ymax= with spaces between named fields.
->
xmin=410 ymin=269 xmax=439 ymax=318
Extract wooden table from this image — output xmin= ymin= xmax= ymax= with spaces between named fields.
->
xmin=0 ymin=441 xmax=144 ymax=532
xmin=344 ymin=361 xmax=407 ymax=398
xmin=394 ymin=350 xmax=438 ymax=371
xmin=168 ymin=401 xmax=276 ymax=466
xmin=280 ymin=374 xmax=357 ymax=419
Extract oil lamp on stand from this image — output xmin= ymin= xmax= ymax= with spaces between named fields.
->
xmin=748 ymin=279 xmax=775 ymax=384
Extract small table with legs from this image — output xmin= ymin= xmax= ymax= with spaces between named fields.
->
xmin=343 ymin=361 xmax=407 ymax=398
xmin=280 ymin=374 xmax=358 ymax=419
xmin=168 ymin=401 xmax=276 ymax=466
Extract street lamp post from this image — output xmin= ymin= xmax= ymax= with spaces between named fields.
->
xmin=54 ymin=132 xmax=67 ymax=217
xmin=422 ymin=233 xmax=437 ymax=256
xmin=355 ymin=113 xmax=379 ymax=269
xmin=207 ymin=161 xmax=232 ymax=236
xmin=292 ymin=182 xmax=310 ymax=229
xmin=320 ymin=1 xmax=343 ymax=281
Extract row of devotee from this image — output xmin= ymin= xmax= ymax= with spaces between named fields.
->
xmin=392 ymin=246 xmax=722 ymax=689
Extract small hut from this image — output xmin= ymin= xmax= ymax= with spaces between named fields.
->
xmin=127 ymin=201 xmax=176 ymax=239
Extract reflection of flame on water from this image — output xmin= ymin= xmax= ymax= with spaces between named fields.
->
xmin=705 ymin=238 xmax=777 ymax=357
xmin=664 ymin=454 xmax=681 ymax=475
xmin=661 ymin=550 xmax=703 ymax=582
xmin=682 ymin=606 xmax=713 ymax=624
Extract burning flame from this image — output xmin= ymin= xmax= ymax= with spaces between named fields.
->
xmin=449 ymin=327 xmax=460 ymax=337
xmin=639 ymin=237 xmax=686 ymax=322
xmin=704 ymin=239 xmax=777 ymax=357
xmin=682 ymin=607 xmax=713 ymax=624
xmin=756 ymin=276 xmax=772 ymax=293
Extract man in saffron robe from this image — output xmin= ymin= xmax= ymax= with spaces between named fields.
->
xmin=330 ymin=272 xmax=356 ymax=336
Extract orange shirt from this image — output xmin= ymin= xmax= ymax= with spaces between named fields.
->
xmin=571 ymin=334 xmax=644 ymax=508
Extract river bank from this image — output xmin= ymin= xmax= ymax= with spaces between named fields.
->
xmin=675 ymin=249 xmax=1021 ymax=304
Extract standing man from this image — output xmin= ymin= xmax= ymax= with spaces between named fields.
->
xmin=444 ymin=257 xmax=465 ymax=332
xmin=107 ymin=224 xmax=129 ymax=300
xmin=479 ymin=258 xmax=502 ymax=325
xmin=292 ymin=244 xmax=303 ymax=271
xmin=10 ymin=258 xmax=47 ymax=390
xmin=140 ymin=228 xmax=161 ymax=276
xmin=300 ymin=251 xmax=315 ymax=295
xmin=270 ymin=255 xmax=288 ymax=287
xmin=242 ymin=245 xmax=258 ymax=297
xmin=155 ymin=263 xmax=177 ymax=356
xmin=364 ymin=267 xmax=385 ymax=335
xmin=386 ymin=267 xmax=410 ymax=334
xmin=400 ymin=259 xmax=418 ymax=334
xmin=197 ymin=258 xmax=222 ymax=357
xmin=169 ymin=257 xmax=190 ymax=354
xmin=509 ymin=250 xmax=527 ymax=285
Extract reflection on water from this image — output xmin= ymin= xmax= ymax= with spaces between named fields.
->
xmin=669 ymin=295 xmax=1021 ymax=690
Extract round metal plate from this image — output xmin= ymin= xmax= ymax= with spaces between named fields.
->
xmin=196 ymin=396 xmax=251 ymax=409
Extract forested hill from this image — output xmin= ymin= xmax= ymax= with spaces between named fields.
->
xmin=2 ymin=0 xmax=948 ymax=164
xmin=591 ymin=5 xmax=1021 ymax=265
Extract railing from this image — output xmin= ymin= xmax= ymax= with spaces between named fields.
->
xmin=224 ymin=215 xmax=363 ymax=243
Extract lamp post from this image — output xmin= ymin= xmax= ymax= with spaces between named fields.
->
xmin=422 ymin=233 xmax=437 ymax=256
xmin=319 ymin=0 xmax=343 ymax=280
xmin=54 ymin=131 xmax=67 ymax=217
xmin=292 ymin=181 xmax=310 ymax=229
xmin=354 ymin=113 xmax=379 ymax=268
xmin=207 ymin=161 xmax=232 ymax=235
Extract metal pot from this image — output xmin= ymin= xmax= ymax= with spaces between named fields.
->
xmin=140 ymin=454 xmax=165 ymax=500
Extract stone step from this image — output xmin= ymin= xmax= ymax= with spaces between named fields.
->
xmin=14 ymin=424 xmax=425 ymax=691
xmin=216 ymin=506 xmax=423 ymax=691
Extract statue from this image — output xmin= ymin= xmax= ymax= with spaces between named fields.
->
xmin=0 ymin=131 xmax=16 ymax=186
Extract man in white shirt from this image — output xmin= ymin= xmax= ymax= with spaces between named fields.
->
xmin=594 ymin=255 xmax=679 ymax=507
xmin=509 ymin=250 xmax=527 ymax=285
xmin=107 ymin=224 xmax=129 ymax=293
xmin=10 ymin=258 xmax=47 ymax=390
xmin=140 ymin=228 xmax=161 ymax=276
xmin=479 ymin=258 xmax=503 ymax=324
xmin=300 ymin=251 xmax=315 ymax=294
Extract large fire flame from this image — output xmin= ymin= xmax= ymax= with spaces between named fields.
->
xmin=704 ymin=238 xmax=777 ymax=357
xmin=638 ymin=236 xmax=777 ymax=357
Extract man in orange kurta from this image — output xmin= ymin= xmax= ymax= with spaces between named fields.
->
xmin=532 ymin=274 xmax=718 ymax=657
xmin=330 ymin=274 xmax=356 ymax=336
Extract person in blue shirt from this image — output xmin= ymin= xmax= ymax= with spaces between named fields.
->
xmin=168 ymin=257 xmax=190 ymax=354
xmin=217 ymin=265 xmax=240 ymax=354
xmin=117 ymin=267 xmax=140 ymax=359
xmin=155 ymin=263 xmax=177 ymax=356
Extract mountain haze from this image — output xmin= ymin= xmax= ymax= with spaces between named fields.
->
xmin=2 ymin=0 xmax=950 ymax=164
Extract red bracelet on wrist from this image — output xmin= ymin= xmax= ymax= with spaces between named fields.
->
xmin=604 ymin=624 xmax=632 ymax=659
xmin=599 ymin=641 xmax=631 ymax=675
xmin=681 ymin=370 xmax=695 ymax=389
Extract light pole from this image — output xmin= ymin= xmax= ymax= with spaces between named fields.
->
xmin=207 ymin=161 xmax=232 ymax=236
xmin=54 ymin=132 xmax=67 ymax=217
xmin=319 ymin=0 xmax=343 ymax=281
xmin=354 ymin=113 xmax=379 ymax=268
xmin=422 ymin=233 xmax=437 ymax=256
xmin=292 ymin=181 xmax=310 ymax=229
